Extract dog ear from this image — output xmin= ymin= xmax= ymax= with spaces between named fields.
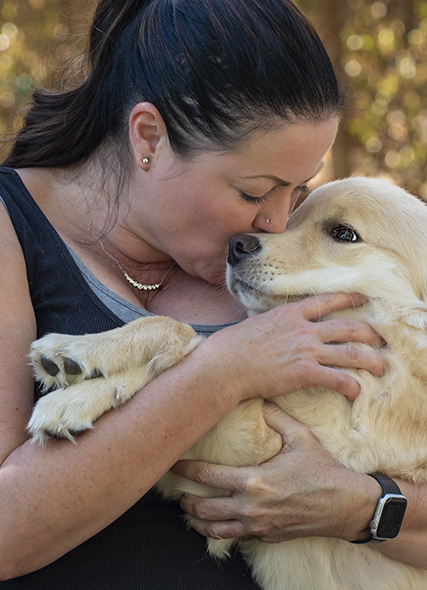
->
xmin=415 ymin=200 xmax=427 ymax=306
xmin=391 ymin=193 xmax=427 ymax=309
xmin=382 ymin=192 xmax=427 ymax=323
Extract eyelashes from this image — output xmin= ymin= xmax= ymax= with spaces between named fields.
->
xmin=240 ymin=184 xmax=309 ymax=206
xmin=240 ymin=192 xmax=268 ymax=205
xmin=296 ymin=184 xmax=309 ymax=196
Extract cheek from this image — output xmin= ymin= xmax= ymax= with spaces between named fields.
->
xmin=172 ymin=185 xmax=254 ymax=256
xmin=190 ymin=204 xmax=242 ymax=240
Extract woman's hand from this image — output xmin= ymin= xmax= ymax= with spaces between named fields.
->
xmin=171 ymin=403 xmax=379 ymax=543
xmin=200 ymin=292 xmax=384 ymax=402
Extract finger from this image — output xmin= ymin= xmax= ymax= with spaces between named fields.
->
xmin=180 ymin=494 xmax=240 ymax=522
xmin=262 ymin=402 xmax=305 ymax=441
xmin=317 ymin=318 xmax=384 ymax=348
xmin=303 ymin=365 xmax=362 ymax=400
xmin=319 ymin=343 xmax=384 ymax=376
xmin=187 ymin=517 xmax=246 ymax=540
xmin=296 ymin=292 xmax=366 ymax=321
xmin=170 ymin=460 xmax=246 ymax=493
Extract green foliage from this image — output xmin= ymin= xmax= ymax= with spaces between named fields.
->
xmin=338 ymin=0 xmax=427 ymax=197
xmin=0 ymin=0 xmax=88 ymax=143
xmin=1 ymin=0 xmax=426 ymax=198
xmin=298 ymin=0 xmax=427 ymax=197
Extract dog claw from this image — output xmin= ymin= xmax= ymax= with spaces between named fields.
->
xmin=115 ymin=386 xmax=125 ymax=402
xmin=55 ymin=423 xmax=76 ymax=444
xmin=41 ymin=355 xmax=60 ymax=376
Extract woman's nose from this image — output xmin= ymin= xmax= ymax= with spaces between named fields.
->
xmin=252 ymin=191 xmax=295 ymax=233
xmin=252 ymin=211 xmax=288 ymax=233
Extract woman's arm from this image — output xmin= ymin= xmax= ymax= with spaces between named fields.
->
xmin=0 ymin=206 xmax=240 ymax=578
xmin=174 ymin=405 xmax=427 ymax=570
xmin=0 ymin=204 xmax=384 ymax=579
xmin=378 ymin=480 xmax=427 ymax=569
xmin=0 ymin=354 xmax=243 ymax=579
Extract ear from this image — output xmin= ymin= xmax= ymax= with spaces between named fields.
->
xmin=128 ymin=102 xmax=168 ymax=168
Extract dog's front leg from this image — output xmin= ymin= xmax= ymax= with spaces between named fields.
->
xmin=28 ymin=365 xmax=158 ymax=444
xmin=30 ymin=316 xmax=200 ymax=391
xmin=28 ymin=317 xmax=202 ymax=444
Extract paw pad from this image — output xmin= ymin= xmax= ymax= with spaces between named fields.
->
xmin=64 ymin=358 xmax=82 ymax=375
xmin=41 ymin=356 xmax=60 ymax=376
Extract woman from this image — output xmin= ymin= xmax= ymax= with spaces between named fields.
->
xmin=0 ymin=0 xmax=425 ymax=587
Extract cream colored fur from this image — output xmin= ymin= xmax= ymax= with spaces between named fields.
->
xmin=28 ymin=177 xmax=427 ymax=589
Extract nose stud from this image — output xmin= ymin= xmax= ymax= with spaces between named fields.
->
xmin=266 ymin=218 xmax=272 ymax=224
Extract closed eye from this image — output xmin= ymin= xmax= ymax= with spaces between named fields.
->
xmin=240 ymin=184 xmax=309 ymax=206
xmin=330 ymin=225 xmax=360 ymax=242
xmin=240 ymin=192 xmax=268 ymax=205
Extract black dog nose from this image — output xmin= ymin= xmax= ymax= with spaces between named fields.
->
xmin=228 ymin=234 xmax=262 ymax=266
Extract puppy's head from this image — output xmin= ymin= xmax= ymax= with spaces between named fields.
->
xmin=227 ymin=177 xmax=427 ymax=321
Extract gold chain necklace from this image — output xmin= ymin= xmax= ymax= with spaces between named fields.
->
xmin=77 ymin=174 xmax=176 ymax=291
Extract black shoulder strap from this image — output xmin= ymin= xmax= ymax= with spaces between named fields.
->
xmin=0 ymin=168 xmax=123 ymax=336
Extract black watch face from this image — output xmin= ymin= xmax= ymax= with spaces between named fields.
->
xmin=376 ymin=497 xmax=407 ymax=538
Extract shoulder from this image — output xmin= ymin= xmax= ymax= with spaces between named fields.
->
xmin=0 ymin=195 xmax=36 ymax=459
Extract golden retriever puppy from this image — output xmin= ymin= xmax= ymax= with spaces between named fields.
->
xmin=28 ymin=177 xmax=427 ymax=590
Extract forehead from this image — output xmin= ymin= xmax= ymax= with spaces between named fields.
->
xmin=192 ymin=117 xmax=339 ymax=184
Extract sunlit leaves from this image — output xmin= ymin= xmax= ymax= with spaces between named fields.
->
xmin=298 ymin=0 xmax=427 ymax=198
xmin=0 ymin=0 xmax=88 ymax=143
xmin=1 ymin=0 xmax=426 ymax=199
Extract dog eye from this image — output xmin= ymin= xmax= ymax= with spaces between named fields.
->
xmin=330 ymin=225 xmax=360 ymax=242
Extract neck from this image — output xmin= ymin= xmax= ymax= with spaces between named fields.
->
xmin=78 ymin=170 xmax=179 ymax=293
xmin=16 ymin=166 xmax=249 ymax=324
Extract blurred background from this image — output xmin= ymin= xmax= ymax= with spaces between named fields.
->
xmin=0 ymin=0 xmax=426 ymax=197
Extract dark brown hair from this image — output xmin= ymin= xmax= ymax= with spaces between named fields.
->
xmin=3 ymin=0 xmax=346 ymax=169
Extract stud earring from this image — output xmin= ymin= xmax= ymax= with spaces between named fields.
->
xmin=141 ymin=156 xmax=150 ymax=165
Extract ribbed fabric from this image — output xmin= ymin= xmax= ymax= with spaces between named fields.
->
xmin=0 ymin=168 xmax=261 ymax=589
xmin=5 ymin=490 xmax=259 ymax=589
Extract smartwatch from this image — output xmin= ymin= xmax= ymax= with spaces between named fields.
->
xmin=352 ymin=473 xmax=407 ymax=544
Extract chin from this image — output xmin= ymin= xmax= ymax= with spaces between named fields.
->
xmin=197 ymin=263 xmax=227 ymax=286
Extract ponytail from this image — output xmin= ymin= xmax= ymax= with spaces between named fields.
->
xmin=3 ymin=0 xmax=346 ymax=169
xmin=3 ymin=0 xmax=151 ymax=168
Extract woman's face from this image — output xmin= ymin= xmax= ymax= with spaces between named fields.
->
xmin=130 ymin=116 xmax=338 ymax=285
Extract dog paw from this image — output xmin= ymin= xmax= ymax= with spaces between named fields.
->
xmin=29 ymin=333 xmax=102 ymax=391
xmin=28 ymin=388 xmax=92 ymax=445
xmin=27 ymin=376 xmax=124 ymax=445
xmin=27 ymin=368 xmax=149 ymax=445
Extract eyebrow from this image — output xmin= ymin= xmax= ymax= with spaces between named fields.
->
xmin=244 ymin=162 xmax=324 ymax=186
